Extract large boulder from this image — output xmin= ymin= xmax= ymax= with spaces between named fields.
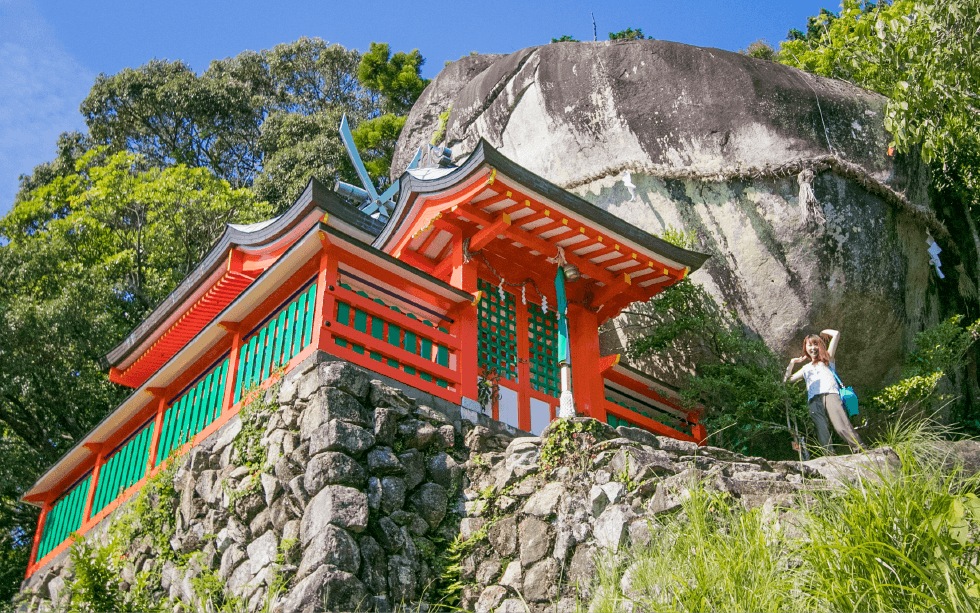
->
xmin=394 ymin=40 xmax=977 ymax=398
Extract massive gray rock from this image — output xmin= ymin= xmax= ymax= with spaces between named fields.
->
xmin=394 ymin=40 xmax=978 ymax=397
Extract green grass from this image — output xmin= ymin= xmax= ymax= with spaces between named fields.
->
xmin=589 ymin=421 xmax=980 ymax=612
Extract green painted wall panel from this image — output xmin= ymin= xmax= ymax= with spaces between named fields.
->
xmin=234 ymin=343 xmax=248 ymax=404
xmin=292 ymin=293 xmax=308 ymax=359
xmin=302 ymin=284 xmax=317 ymax=349
xmin=273 ymin=311 xmax=288 ymax=369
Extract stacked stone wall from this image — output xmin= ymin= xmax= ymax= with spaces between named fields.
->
xmin=16 ymin=353 xmax=952 ymax=613
xmin=18 ymin=354 xmax=517 ymax=613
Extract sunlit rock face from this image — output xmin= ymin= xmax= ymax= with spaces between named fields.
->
xmin=395 ymin=40 xmax=977 ymax=396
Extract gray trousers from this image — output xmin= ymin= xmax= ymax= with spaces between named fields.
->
xmin=809 ymin=392 xmax=865 ymax=453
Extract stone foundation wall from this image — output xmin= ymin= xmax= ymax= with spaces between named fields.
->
xmin=16 ymin=353 xmax=519 ymax=613
xmin=455 ymin=418 xmax=901 ymax=613
xmin=15 ymin=351 xmax=938 ymax=613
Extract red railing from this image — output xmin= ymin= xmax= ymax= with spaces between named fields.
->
xmin=325 ymin=281 xmax=461 ymax=403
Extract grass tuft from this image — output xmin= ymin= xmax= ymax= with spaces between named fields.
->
xmin=590 ymin=422 xmax=980 ymax=612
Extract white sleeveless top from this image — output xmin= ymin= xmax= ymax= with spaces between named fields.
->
xmin=800 ymin=361 xmax=840 ymax=400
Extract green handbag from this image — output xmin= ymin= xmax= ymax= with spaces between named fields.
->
xmin=832 ymin=370 xmax=859 ymax=417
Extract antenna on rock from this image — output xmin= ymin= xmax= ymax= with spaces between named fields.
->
xmin=592 ymin=12 xmax=597 ymax=41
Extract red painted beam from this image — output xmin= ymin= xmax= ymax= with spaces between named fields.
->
xmin=469 ymin=213 xmax=511 ymax=252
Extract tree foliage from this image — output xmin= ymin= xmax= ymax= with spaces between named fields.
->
xmin=351 ymin=113 xmax=408 ymax=187
xmin=550 ymin=35 xmax=580 ymax=43
xmin=81 ymin=60 xmax=263 ymax=188
xmin=22 ymin=37 xmax=428 ymax=212
xmin=740 ymin=39 xmax=777 ymax=60
xmin=778 ymin=0 xmax=980 ymax=210
xmin=0 ymin=151 xmax=267 ymax=602
xmin=609 ymin=28 xmax=646 ymax=40
xmin=357 ymin=42 xmax=429 ymax=116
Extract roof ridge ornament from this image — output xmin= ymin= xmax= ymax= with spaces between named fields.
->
xmin=335 ymin=115 xmax=401 ymax=222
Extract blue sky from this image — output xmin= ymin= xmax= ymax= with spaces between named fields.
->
xmin=0 ymin=0 xmax=835 ymax=216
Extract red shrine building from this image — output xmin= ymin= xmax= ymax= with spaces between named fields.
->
xmin=21 ymin=140 xmax=709 ymax=578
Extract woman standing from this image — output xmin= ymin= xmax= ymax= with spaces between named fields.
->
xmin=785 ymin=329 xmax=865 ymax=454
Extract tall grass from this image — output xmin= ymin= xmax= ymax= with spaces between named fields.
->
xmin=591 ymin=484 xmax=803 ymax=612
xmin=590 ymin=421 xmax=980 ymax=612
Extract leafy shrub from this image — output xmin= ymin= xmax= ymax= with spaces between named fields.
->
xmin=627 ymin=227 xmax=808 ymax=458
xmin=869 ymin=315 xmax=980 ymax=426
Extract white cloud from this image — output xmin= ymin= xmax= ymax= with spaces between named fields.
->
xmin=0 ymin=0 xmax=92 ymax=215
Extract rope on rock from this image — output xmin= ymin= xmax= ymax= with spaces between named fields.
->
xmin=797 ymin=169 xmax=825 ymax=226
xmin=561 ymin=155 xmax=956 ymax=258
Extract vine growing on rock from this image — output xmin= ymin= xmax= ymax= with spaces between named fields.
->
xmin=60 ymin=447 xmax=184 ymax=613
xmin=539 ymin=418 xmax=603 ymax=473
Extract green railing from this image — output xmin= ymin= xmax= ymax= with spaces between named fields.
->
xmin=333 ymin=282 xmax=450 ymax=388
xmin=36 ymin=473 xmax=91 ymax=561
xmin=157 ymin=356 xmax=229 ymax=465
xmin=234 ymin=281 xmax=317 ymax=404
xmin=92 ymin=419 xmax=155 ymax=518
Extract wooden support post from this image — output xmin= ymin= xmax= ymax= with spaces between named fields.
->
xmin=450 ymin=234 xmax=480 ymax=404
xmin=691 ymin=422 xmax=707 ymax=445
xmin=514 ymin=298 xmax=532 ymax=432
xmin=145 ymin=388 xmax=168 ymax=472
xmin=81 ymin=443 xmax=105 ymax=524
xmin=26 ymin=499 xmax=52 ymax=575
xmin=314 ymin=236 xmax=339 ymax=352
xmin=567 ymin=303 xmax=606 ymax=422
xmin=220 ymin=321 xmax=243 ymax=412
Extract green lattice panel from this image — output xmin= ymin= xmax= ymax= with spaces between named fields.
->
xmin=527 ymin=302 xmax=559 ymax=397
xmin=36 ymin=473 xmax=91 ymax=561
xmin=334 ymin=283 xmax=450 ymax=387
xmin=92 ymin=419 xmax=155 ymax=517
xmin=477 ymin=279 xmax=518 ymax=382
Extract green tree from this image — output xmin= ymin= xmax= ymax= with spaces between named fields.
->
xmin=357 ymin=42 xmax=429 ymax=115
xmin=740 ymin=39 xmax=776 ymax=60
xmin=252 ymin=108 xmax=356 ymax=208
xmin=609 ymin=28 xmax=646 ymax=40
xmin=81 ymin=60 xmax=263 ymax=187
xmin=550 ymin=35 xmax=580 ymax=43
xmin=0 ymin=150 xmax=268 ymax=601
xmin=778 ymin=0 xmax=980 ymax=214
xmin=351 ymin=113 xmax=407 ymax=187
xmin=786 ymin=7 xmax=840 ymax=42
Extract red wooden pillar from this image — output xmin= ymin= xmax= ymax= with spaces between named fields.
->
xmin=514 ymin=298 xmax=532 ymax=432
xmin=220 ymin=322 xmax=244 ymax=411
xmin=315 ymin=238 xmax=339 ymax=351
xmin=26 ymin=499 xmax=52 ymax=574
xmin=691 ymin=421 xmax=707 ymax=445
xmin=145 ymin=388 xmax=168 ymax=472
xmin=81 ymin=443 xmax=106 ymax=524
xmin=450 ymin=236 xmax=480 ymax=404
xmin=567 ymin=303 xmax=606 ymax=422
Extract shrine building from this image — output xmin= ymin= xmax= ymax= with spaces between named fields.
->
xmin=21 ymin=139 xmax=709 ymax=578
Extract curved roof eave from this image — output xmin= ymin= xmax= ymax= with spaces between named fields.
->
xmin=106 ymin=179 xmax=384 ymax=368
xmin=375 ymin=139 xmax=710 ymax=272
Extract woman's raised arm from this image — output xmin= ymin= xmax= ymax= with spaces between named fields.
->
xmin=785 ymin=355 xmax=808 ymax=383
xmin=822 ymin=329 xmax=841 ymax=359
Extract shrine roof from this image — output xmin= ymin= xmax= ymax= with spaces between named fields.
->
xmin=105 ymin=179 xmax=381 ymax=379
xmin=376 ymin=139 xmax=709 ymax=272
